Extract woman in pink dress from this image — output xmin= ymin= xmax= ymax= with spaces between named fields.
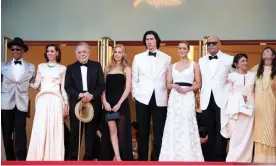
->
xmin=221 ymin=53 xmax=255 ymax=162
xmin=26 ymin=44 xmax=69 ymax=160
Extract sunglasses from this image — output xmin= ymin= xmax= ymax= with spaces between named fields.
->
xmin=11 ymin=48 xmax=21 ymax=52
xmin=206 ymin=42 xmax=218 ymax=46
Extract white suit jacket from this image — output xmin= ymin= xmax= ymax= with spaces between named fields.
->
xmin=1 ymin=60 xmax=35 ymax=112
xmin=132 ymin=50 xmax=171 ymax=107
xmin=199 ymin=51 xmax=233 ymax=110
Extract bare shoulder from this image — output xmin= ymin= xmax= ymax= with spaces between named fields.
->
xmin=192 ymin=62 xmax=200 ymax=73
xmin=104 ymin=65 xmax=110 ymax=73
xmin=124 ymin=66 xmax=131 ymax=74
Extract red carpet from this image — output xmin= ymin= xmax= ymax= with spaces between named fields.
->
xmin=1 ymin=161 xmax=269 ymax=166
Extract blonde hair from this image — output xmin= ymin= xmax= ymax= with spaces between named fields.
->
xmin=105 ymin=44 xmax=129 ymax=75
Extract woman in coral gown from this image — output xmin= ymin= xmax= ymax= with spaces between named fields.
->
xmin=26 ymin=44 xmax=69 ymax=160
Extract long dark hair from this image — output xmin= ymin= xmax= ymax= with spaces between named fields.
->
xmin=256 ymin=47 xmax=276 ymax=79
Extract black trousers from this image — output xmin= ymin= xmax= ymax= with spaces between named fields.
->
xmin=1 ymin=106 xmax=27 ymax=160
xmin=202 ymin=92 xmax=227 ymax=161
xmin=136 ymin=92 xmax=167 ymax=161
xmin=67 ymin=112 xmax=98 ymax=160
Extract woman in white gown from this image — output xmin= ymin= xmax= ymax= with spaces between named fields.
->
xmin=221 ymin=54 xmax=255 ymax=162
xmin=27 ymin=44 xmax=69 ymax=160
xmin=159 ymin=41 xmax=204 ymax=161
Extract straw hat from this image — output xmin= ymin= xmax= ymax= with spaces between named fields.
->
xmin=75 ymin=101 xmax=94 ymax=123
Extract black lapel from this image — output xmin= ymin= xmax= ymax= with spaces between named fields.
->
xmin=87 ymin=60 xmax=94 ymax=86
xmin=73 ymin=63 xmax=83 ymax=91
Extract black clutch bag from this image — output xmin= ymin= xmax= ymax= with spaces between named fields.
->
xmin=105 ymin=112 xmax=120 ymax=121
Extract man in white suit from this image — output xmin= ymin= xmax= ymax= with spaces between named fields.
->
xmin=199 ymin=36 xmax=233 ymax=161
xmin=1 ymin=37 xmax=35 ymax=160
xmin=132 ymin=31 xmax=171 ymax=161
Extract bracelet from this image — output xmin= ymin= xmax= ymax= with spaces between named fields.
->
xmin=172 ymin=84 xmax=176 ymax=89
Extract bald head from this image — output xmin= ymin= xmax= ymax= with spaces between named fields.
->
xmin=207 ymin=36 xmax=220 ymax=42
xmin=207 ymin=36 xmax=221 ymax=56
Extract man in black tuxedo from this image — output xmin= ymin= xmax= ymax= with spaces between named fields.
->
xmin=65 ymin=42 xmax=105 ymax=160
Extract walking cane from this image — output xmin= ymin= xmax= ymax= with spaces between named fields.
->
xmin=75 ymin=101 xmax=94 ymax=161
xmin=78 ymin=119 xmax=81 ymax=161
xmin=77 ymin=102 xmax=83 ymax=161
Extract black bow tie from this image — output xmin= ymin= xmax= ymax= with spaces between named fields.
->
xmin=148 ymin=52 xmax=157 ymax=57
xmin=209 ymin=55 xmax=218 ymax=60
xmin=14 ymin=60 xmax=22 ymax=65
xmin=80 ymin=63 xmax=88 ymax=67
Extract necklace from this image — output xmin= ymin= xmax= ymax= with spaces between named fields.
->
xmin=181 ymin=59 xmax=189 ymax=63
xmin=261 ymin=76 xmax=270 ymax=91
xmin=47 ymin=63 xmax=57 ymax=68
xmin=261 ymin=66 xmax=272 ymax=91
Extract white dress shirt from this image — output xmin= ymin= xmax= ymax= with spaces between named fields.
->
xmin=12 ymin=58 xmax=25 ymax=82
xmin=80 ymin=66 xmax=88 ymax=91
xmin=148 ymin=50 xmax=157 ymax=76
xmin=209 ymin=55 xmax=219 ymax=76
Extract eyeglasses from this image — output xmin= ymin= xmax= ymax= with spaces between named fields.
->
xmin=11 ymin=48 xmax=21 ymax=52
xmin=206 ymin=42 xmax=218 ymax=46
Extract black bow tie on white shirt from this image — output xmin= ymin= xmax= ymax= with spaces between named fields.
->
xmin=148 ymin=52 xmax=156 ymax=57
xmin=14 ymin=60 xmax=22 ymax=65
xmin=209 ymin=55 xmax=218 ymax=60
xmin=80 ymin=63 xmax=88 ymax=67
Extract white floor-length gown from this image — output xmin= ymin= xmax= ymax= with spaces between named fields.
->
xmin=27 ymin=63 xmax=68 ymax=160
xmin=159 ymin=62 xmax=204 ymax=161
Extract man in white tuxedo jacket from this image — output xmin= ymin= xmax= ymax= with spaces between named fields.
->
xmin=199 ymin=36 xmax=233 ymax=161
xmin=132 ymin=31 xmax=171 ymax=161
xmin=1 ymin=37 xmax=35 ymax=160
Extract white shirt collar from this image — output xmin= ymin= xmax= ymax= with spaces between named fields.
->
xmin=208 ymin=50 xmax=222 ymax=57
xmin=12 ymin=58 xmax=24 ymax=65
xmin=148 ymin=49 xmax=158 ymax=53
xmin=13 ymin=58 xmax=23 ymax=62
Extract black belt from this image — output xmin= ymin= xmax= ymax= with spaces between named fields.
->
xmin=174 ymin=82 xmax=192 ymax=86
